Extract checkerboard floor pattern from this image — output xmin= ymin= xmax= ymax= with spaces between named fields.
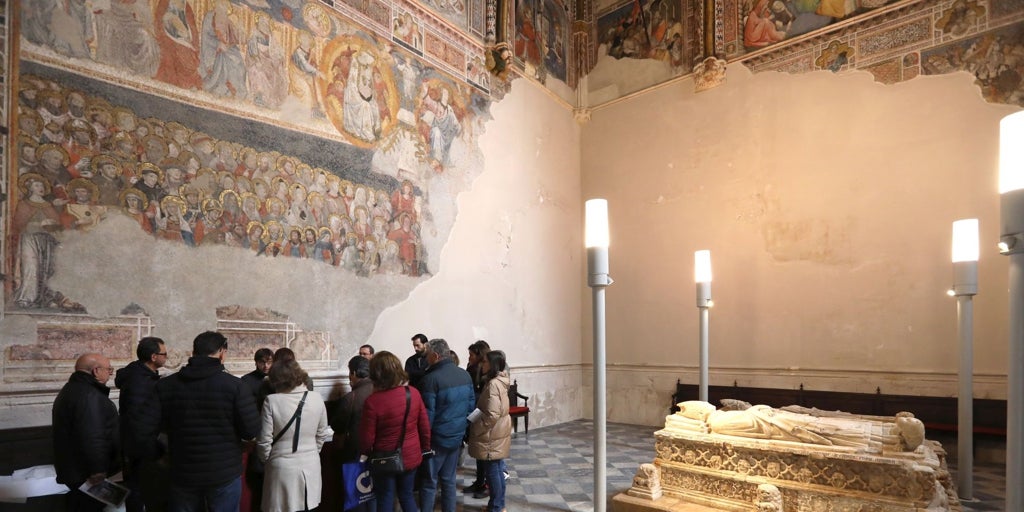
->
xmin=448 ymin=420 xmax=1006 ymax=511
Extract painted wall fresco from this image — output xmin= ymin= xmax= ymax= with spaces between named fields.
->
xmin=922 ymin=22 xmax=1024 ymax=105
xmin=596 ymin=0 xmax=687 ymax=70
xmin=513 ymin=0 xmax=570 ymax=81
xmin=10 ymin=0 xmax=495 ymax=318
xmin=740 ymin=0 xmax=1024 ymax=108
xmin=724 ymin=0 xmax=903 ymax=55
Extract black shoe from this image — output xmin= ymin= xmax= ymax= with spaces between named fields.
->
xmin=464 ymin=482 xmax=485 ymax=493
xmin=472 ymin=488 xmax=489 ymax=499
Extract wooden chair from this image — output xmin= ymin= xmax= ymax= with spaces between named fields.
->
xmin=508 ymin=379 xmax=530 ymax=435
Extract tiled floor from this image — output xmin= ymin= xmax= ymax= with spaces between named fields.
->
xmin=451 ymin=420 xmax=1007 ymax=512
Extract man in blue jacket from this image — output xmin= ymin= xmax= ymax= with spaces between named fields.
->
xmin=417 ymin=338 xmax=475 ymax=512
xmin=145 ymin=331 xmax=259 ymax=512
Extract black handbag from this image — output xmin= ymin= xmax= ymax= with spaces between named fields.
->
xmin=369 ymin=386 xmax=410 ymax=476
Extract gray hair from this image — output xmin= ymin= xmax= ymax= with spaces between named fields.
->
xmin=425 ymin=338 xmax=451 ymax=361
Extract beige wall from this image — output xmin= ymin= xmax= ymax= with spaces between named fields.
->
xmin=582 ymin=65 xmax=1018 ymax=424
xmin=367 ymin=80 xmax=585 ymax=424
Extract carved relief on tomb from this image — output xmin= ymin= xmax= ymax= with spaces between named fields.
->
xmin=655 ymin=434 xmax=938 ymax=501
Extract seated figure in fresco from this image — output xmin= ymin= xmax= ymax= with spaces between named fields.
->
xmin=744 ymin=0 xmax=787 ymax=48
xmin=667 ymin=400 xmax=925 ymax=453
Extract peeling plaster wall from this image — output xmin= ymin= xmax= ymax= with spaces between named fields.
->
xmin=582 ymin=64 xmax=1018 ymax=425
xmin=366 ymin=80 xmax=585 ymax=430
xmin=0 ymin=79 xmax=584 ymax=430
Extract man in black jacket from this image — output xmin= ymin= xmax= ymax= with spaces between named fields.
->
xmin=148 ymin=331 xmax=259 ymax=512
xmin=114 ymin=337 xmax=167 ymax=512
xmin=330 ymin=356 xmax=374 ymax=511
xmin=239 ymin=347 xmax=273 ymax=512
xmin=240 ymin=348 xmax=273 ymax=410
xmin=404 ymin=333 xmax=429 ymax=387
xmin=53 ymin=353 xmax=121 ymax=512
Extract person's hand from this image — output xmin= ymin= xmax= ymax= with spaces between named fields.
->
xmin=87 ymin=472 xmax=105 ymax=485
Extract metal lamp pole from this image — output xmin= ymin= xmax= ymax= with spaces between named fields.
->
xmin=695 ymin=250 xmax=712 ymax=402
xmin=999 ymin=110 xmax=1024 ymax=511
xmin=586 ymin=199 xmax=613 ymax=512
xmin=951 ymin=218 xmax=979 ymax=500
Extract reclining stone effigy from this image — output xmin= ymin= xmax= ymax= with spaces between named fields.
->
xmin=620 ymin=400 xmax=958 ymax=511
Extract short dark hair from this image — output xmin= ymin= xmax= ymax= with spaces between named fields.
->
xmin=273 ymin=347 xmax=296 ymax=363
xmin=347 ymin=355 xmax=370 ymax=378
xmin=412 ymin=333 xmax=428 ymax=344
xmin=193 ymin=331 xmax=227 ymax=357
xmin=268 ymin=359 xmax=309 ymax=392
xmin=483 ymin=350 xmax=507 ymax=381
xmin=254 ymin=348 xmax=274 ymax=362
xmin=137 ymin=337 xmax=165 ymax=361
xmin=359 ymin=344 xmax=375 ymax=354
xmin=369 ymin=351 xmax=407 ymax=390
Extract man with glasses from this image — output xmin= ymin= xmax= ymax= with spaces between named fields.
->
xmin=147 ymin=331 xmax=259 ymax=512
xmin=115 ymin=337 xmax=168 ymax=512
xmin=53 ymin=353 xmax=121 ymax=511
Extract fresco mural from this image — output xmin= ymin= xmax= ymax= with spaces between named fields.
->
xmin=731 ymin=0 xmax=900 ymax=54
xmin=513 ymin=0 xmax=570 ymax=81
xmin=922 ymin=21 xmax=1024 ymax=106
xmin=596 ymin=0 xmax=686 ymax=70
xmin=10 ymin=0 xmax=496 ymax=314
xmin=18 ymin=0 xmax=493 ymax=129
xmin=422 ymin=0 xmax=472 ymax=32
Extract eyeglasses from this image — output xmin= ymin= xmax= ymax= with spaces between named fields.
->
xmin=155 ymin=352 xmax=168 ymax=356
xmin=95 ymin=367 xmax=114 ymax=372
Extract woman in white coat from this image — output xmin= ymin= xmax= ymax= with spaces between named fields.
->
xmin=257 ymin=358 xmax=333 ymax=512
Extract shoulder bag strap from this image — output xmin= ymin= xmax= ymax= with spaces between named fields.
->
xmin=372 ymin=386 xmax=411 ymax=452
xmin=272 ymin=391 xmax=309 ymax=453
xmin=395 ymin=386 xmax=410 ymax=451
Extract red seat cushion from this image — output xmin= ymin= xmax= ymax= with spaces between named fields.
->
xmin=509 ymin=406 xmax=529 ymax=414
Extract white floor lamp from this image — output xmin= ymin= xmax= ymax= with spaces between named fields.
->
xmin=998 ymin=110 xmax=1024 ymax=511
xmin=951 ymin=218 xmax=978 ymax=500
xmin=586 ymin=199 xmax=612 ymax=512
xmin=695 ymin=250 xmax=712 ymax=402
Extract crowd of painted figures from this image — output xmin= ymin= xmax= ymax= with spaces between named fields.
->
xmin=12 ymin=74 xmax=427 ymax=308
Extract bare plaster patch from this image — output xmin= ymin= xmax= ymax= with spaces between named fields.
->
xmin=47 ymin=214 xmax=421 ymax=360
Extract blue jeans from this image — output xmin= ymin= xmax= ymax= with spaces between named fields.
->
xmin=482 ymin=460 xmax=505 ymax=512
xmin=168 ymin=476 xmax=242 ymax=512
xmin=420 ymin=446 xmax=459 ymax=512
xmin=373 ymin=468 xmax=418 ymax=512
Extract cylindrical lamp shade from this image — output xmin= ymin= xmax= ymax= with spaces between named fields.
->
xmin=585 ymin=199 xmax=609 ymax=248
xmin=695 ymin=250 xmax=712 ymax=283
xmin=953 ymin=219 xmax=980 ymax=263
xmin=1001 ymin=111 xmax=1024 ymax=194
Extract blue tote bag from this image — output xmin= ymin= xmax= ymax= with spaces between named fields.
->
xmin=342 ymin=460 xmax=375 ymax=511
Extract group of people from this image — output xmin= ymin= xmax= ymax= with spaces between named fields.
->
xmin=335 ymin=336 xmax=512 ymax=512
xmin=51 ymin=331 xmax=513 ymax=512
